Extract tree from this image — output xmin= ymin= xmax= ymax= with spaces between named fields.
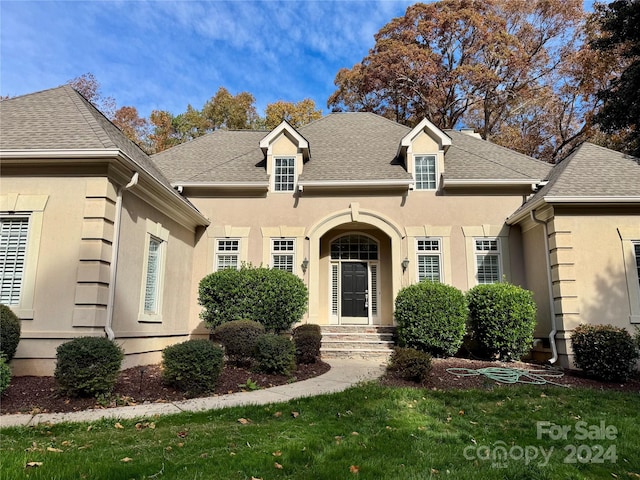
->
xmin=112 ymin=105 xmax=150 ymax=148
xmin=591 ymin=0 xmax=640 ymax=157
xmin=148 ymin=110 xmax=179 ymax=153
xmin=328 ymin=0 xmax=592 ymax=162
xmin=264 ymin=98 xmax=322 ymax=129
xmin=202 ymin=87 xmax=258 ymax=130
xmin=173 ymin=104 xmax=210 ymax=142
xmin=67 ymin=72 xmax=116 ymax=119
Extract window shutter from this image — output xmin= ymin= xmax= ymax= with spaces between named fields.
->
xmin=0 ymin=217 xmax=29 ymax=305
xmin=144 ymin=237 xmax=161 ymax=313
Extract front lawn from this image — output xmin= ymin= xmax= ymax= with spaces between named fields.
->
xmin=1 ymin=383 xmax=638 ymax=479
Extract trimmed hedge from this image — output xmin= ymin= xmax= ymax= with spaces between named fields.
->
xmin=292 ymin=324 xmax=322 ymax=364
xmin=467 ymin=282 xmax=537 ymax=361
xmin=212 ymin=319 xmax=265 ymax=365
xmin=0 ymin=356 xmax=10 ymax=394
xmin=394 ymin=281 xmax=467 ymax=357
xmin=54 ymin=337 xmax=124 ymax=397
xmin=571 ymin=324 xmax=639 ymax=382
xmin=198 ymin=266 xmax=308 ymax=333
xmin=0 ymin=304 xmax=21 ymax=362
xmin=387 ymin=347 xmax=432 ymax=383
xmin=254 ymin=334 xmax=296 ymax=375
xmin=162 ymin=339 xmax=224 ymax=395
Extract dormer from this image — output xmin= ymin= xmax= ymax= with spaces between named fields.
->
xmin=399 ymin=119 xmax=451 ymax=191
xmin=260 ymin=121 xmax=310 ymax=193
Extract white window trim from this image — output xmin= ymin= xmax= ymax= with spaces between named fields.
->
xmin=271 ymin=238 xmax=296 ymax=272
xmin=413 ymin=154 xmax=438 ymax=190
xmin=416 ymin=237 xmax=442 ymax=282
xmin=272 ymin=156 xmax=297 ymax=193
xmin=474 ymin=238 xmax=502 ymax=284
xmin=215 ymin=238 xmax=241 ymax=271
xmin=138 ymin=220 xmax=169 ymax=323
xmin=618 ymin=226 xmax=640 ymax=323
xmin=0 ymin=194 xmax=48 ymax=320
xmin=462 ymin=225 xmax=511 ymax=288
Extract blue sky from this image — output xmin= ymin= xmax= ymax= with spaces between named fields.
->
xmin=1 ymin=0 xmax=419 ymax=118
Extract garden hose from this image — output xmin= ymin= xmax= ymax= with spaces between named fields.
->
xmin=446 ymin=367 xmax=569 ymax=388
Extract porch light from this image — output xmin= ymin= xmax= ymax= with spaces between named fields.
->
xmin=301 ymin=257 xmax=309 ymax=274
xmin=401 ymin=258 xmax=409 ymax=272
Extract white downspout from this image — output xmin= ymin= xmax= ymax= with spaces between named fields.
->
xmin=105 ymin=172 xmax=139 ymax=340
xmin=530 ymin=209 xmax=558 ymax=364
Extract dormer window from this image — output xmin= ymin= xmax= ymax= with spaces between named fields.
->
xmin=414 ymin=154 xmax=437 ymax=190
xmin=274 ymin=157 xmax=296 ymax=192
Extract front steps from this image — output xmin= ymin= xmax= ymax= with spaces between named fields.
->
xmin=320 ymin=325 xmax=396 ymax=361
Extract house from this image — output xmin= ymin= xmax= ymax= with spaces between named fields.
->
xmin=1 ymin=86 xmax=638 ymax=374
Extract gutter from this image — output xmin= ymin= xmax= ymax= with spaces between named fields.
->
xmin=530 ymin=209 xmax=558 ymax=364
xmin=105 ymin=172 xmax=139 ymax=340
xmin=298 ymin=179 xmax=414 ymax=188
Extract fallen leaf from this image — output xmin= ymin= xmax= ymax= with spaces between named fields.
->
xmin=200 ymin=453 xmax=208 ymax=458
xmin=177 ymin=431 xmax=188 ymax=438
xmin=61 ymin=441 xmax=72 ymax=447
xmin=149 ymin=422 xmax=156 ymax=429
xmin=120 ymin=457 xmax=133 ymax=463
xmin=540 ymin=393 xmax=547 ymax=398
xmin=291 ymin=411 xmax=299 ymax=418
xmin=272 ymin=450 xmax=282 ymax=457
xmin=627 ymin=473 xmax=640 ymax=479
xmin=431 ymin=468 xmax=440 ymax=474
xmin=351 ymin=431 xmax=359 ymax=436
xmin=273 ymin=411 xmax=282 ymax=417
xmin=470 ymin=421 xmax=478 ymax=425
xmin=114 ymin=422 xmax=124 ymax=429
xmin=251 ymin=477 xmax=263 ymax=480
xmin=86 ymin=426 xmax=93 ymax=432
xmin=458 ymin=410 xmax=464 ymax=416
xmin=335 ymin=436 xmax=343 ymax=445
xmin=274 ymin=462 xmax=283 ymax=469
xmin=177 ymin=442 xmax=184 ymax=448
xmin=238 ymin=418 xmax=251 ymax=425
xmin=47 ymin=447 xmax=63 ymax=453
xmin=350 ymin=465 xmax=360 ymax=474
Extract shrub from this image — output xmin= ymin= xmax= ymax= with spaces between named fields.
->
xmin=387 ymin=347 xmax=433 ymax=383
xmin=198 ymin=266 xmax=308 ymax=333
xmin=467 ymin=282 xmax=537 ymax=361
xmin=162 ymin=339 xmax=224 ymax=395
xmin=394 ymin=281 xmax=467 ymax=357
xmin=0 ymin=356 xmax=11 ymax=394
xmin=292 ymin=324 xmax=322 ymax=364
xmin=212 ymin=320 xmax=265 ymax=365
xmin=54 ymin=337 xmax=124 ymax=397
xmin=254 ymin=334 xmax=295 ymax=375
xmin=0 ymin=304 xmax=21 ymax=362
xmin=571 ymin=324 xmax=639 ymax=382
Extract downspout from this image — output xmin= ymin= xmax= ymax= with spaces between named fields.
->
xmin=105 ymin=172 xmax=139 ymax=340
xmin=530 ymin=209 xmax=558 ymax=364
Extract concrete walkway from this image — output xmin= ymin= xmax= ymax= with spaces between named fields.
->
xmin=0 ymin=359 xmax=386 ymax=429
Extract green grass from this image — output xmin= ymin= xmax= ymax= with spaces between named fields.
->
xmin=1 ymin=383 xmax=638 ymax=479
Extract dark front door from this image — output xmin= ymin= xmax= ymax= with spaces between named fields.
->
xmin=341 ymin=262 xmax=368 ymax=318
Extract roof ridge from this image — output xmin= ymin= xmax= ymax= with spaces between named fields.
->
xmin=0 ymin=84 xmax=69 ymax=103
xmin=180 ymin=145 xmax=265 ymax=182
xmin=152 ymin=129 xmax=266 ymax=158
xmin=63 ymin=86 xmax=116 ymax=149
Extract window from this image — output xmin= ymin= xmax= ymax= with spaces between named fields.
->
xmin=144 ymin=236 xmax=162 ymax=314
xmin=330 ymin=234 xmax=378 ymax=260
xmin=216 ymin=239 xmax=240 ymax=270
xmin=414 ymin=155 xmax=437 ymax=190
xmin=274 ymin=157 xmax=296 ymax=192
xmin=0 ymin=217 xmax=29 ymax=306
xmin=417 ymin=237 xmax=441 ymax=282
xmin=475 ymin=239 xmax=501 ymax=284
xmin=635 ymin=242 xmax=640 ymax=290
xmin=271 ymin=238 xmax=295 ymax=272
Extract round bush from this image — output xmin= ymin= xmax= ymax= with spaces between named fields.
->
xmin=394 ymin=281 xmax=467 ymax=357
xmin=212 ymin=319 xmax=265 ymax=365
xmin=0 ymin=356 xmax=11 ymax=394
xmin=467 ymin=283 xmax=537 ymax=361
xmin=254 ymin=334 xmax=296 ymax=375
xmin=162 ymin=339 xmax=224 ymax=395
xmin=54 ymin=337 xmax=124 ymax=397
xmin=198 ymin=266 xmax=308 ymax=333
xmin=0 ymin=304 xmax=21 ymax=362
xmin=571 ymin=324 xmax=639 ymax=382
xmin=387 ymin=347 xmax=433 ymax=383
xmin=292 ymin=324 xmax=322 ymax=364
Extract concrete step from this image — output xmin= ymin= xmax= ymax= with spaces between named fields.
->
xmin=321 ymin=326 xmax=396 ymax=334
xmin=320 ymin=325 xmax=396 ymax=360
xmin=321 ymin=332 xmax=394 ymax=342
xmin=321 ymin=340 xmax=394 ymax=350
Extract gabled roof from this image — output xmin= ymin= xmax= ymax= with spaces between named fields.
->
xmin=443 ymin=130 xmax=552 ymax=183
xmin=0 ymin=86 xmax=208 ymax=226
xmin=508 ymin=142 xmax=640 ymax=223
xmin=400 ymin=118 xmax=451 ymax=150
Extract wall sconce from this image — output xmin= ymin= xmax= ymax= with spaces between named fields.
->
xmin=401 ymin=258 xmax=409 ymax=273
xmin=301 ymin=257 xmax=309 ymax=274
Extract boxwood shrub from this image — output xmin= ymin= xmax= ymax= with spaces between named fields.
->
xmin=54 ymin=336 xmax=124 ymax=397
xmin=0 ymin=304 xmax=21 ymax=362
xmin=162 ymin=339 xmax=224 ymax=395
xmin=292 ymin=324 xmax=322 ymax=364
xmin=254 ymin=334 xmax=296 ymax=375
xmin=212 ymin=319 xmax=265 ymax=365
xmin=0 ymin=356 xmax=11 ymax=394
xmin=467 ymin=282 xmax=537 ymax=361
xmin=394 ymin=281 xmax=467 ymax=357
xmin=571 ymin=324 xmax=639 ymax=382
xmin=387 ymin=347 xmax=432 ymax=383
xmin=198 ymin=266 xmax=308 ymax=333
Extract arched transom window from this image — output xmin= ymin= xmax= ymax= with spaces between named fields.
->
xmin=330 ymin=234 xmax=378 ymax=260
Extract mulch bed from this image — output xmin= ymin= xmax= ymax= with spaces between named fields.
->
xmin=0 ymin=361 xmax=330 ymax=415
xmin=381 ymin=357 xmax=640 ymax=393
xmin=2 ymin=357 xmax=638 ymax=416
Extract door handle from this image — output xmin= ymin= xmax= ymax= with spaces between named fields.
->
xmin=364 ymin=289 xmax=369 ymax=309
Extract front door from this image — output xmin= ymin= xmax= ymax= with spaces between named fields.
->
xmin=341 ymin=262 xmax=368 ymax=324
